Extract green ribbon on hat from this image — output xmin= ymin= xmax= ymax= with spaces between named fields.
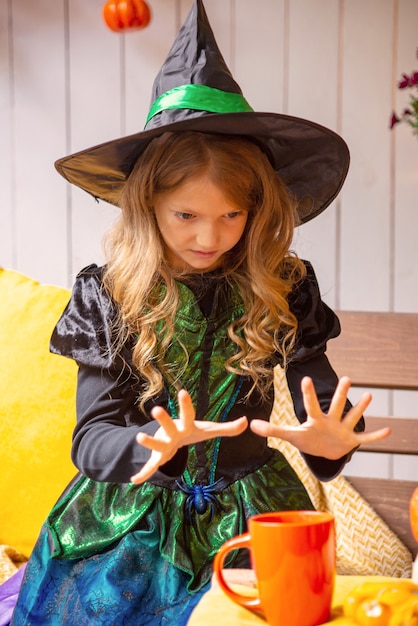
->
xmin=145 ymin=84 xmax=253 ymax=127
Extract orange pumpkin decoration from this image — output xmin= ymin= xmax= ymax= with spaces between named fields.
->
xmin=103 ymin=0 xmax=151 ymax=32
xmin=410 ymin=486 xmax=418 ymax=542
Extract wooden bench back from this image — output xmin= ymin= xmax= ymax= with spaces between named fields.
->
xmin=326 ymin=310 xmax=418 ymax=557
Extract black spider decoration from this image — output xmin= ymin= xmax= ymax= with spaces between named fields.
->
xmin=176 ymin=477 xmax=227 ymax=523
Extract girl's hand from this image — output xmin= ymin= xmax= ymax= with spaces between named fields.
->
xmin=130 ymin=389 xmax=248 ymax=484
xmin=250 ymin=376 xmax=391 ymax=460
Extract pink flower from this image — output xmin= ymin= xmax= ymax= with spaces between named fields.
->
xmin=390 ymin=47 xmax=418 ymax=137
xmin=398 ymin=73 xmax=412 ymax=89
xmin=390 ymin=112 xmax=400 ymax=129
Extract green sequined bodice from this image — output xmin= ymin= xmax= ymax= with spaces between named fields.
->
xmin=160 ymin=280 xmax=244 ymax=484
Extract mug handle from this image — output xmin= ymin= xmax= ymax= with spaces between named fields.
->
xmin=213 ymin=533 xmax=262 ymax=611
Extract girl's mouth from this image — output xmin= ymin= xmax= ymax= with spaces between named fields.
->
xmin=191 ymin=250 xmax=217 ymax=258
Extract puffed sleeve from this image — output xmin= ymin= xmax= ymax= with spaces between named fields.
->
xmin=285 ymin=261 xmax=364 ymax=481
xmin=288 ymin=260 xmax=341 ymax=362
xmin=50 ymin=264 xmax=119 ymax=368
xmin=49 ymin=264 xmax=187 ymax=483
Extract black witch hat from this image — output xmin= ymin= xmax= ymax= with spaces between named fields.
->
xmin=55 ymin=0 xmax=349 ymax=224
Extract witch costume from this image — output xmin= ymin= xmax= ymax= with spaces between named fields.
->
xmin=12 ymin=1 xmax=357 ymax=624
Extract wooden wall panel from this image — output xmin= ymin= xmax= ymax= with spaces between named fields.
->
xmin=287 ymin=0 xmax=341 ymax=126
xmin=68 ymin=0 xmax=122 ymax=153
xmin=394 ymin=0 xmax=418 ymax=312
xmin=5 ymin=0 xmax=68 ymax=285
xmin=234 ymin=0 xmax=285 ymax=113
xmin=125 ymin=0 xmax=178 ymax=137
xmin=0 ymin=0 xmax=14 ymax=268
xmin=66 ymin=0 xmax=121 ymax=282
xmin=200 ymin=0 xmax=233 ymax=68
xmin=288 ymin=0 xmax=341 ymax=308
xmin=339 ymin=0 xmax=395 ymax=311
xmin=180 ymin=0 xmax=194 ymax=24
xmin=394 ymin=453 xmax=418 ymax=481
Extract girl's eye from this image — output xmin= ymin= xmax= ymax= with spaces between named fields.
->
xmin=175 ymin=212 xmax=195 ymax=221
xmin=225 ymin=211 xmax=244 ymax=219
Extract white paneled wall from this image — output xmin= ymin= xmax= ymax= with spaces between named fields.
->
xmin=1 ymin=0 xmax=417 ymax=480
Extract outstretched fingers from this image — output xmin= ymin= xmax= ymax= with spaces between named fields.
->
xmin=148 ymin=406 xmax=178 ymax=439
xmin=301 ymin=376 xmax=322 ymax=417
xmin=135 ymin=431 xmax=166 ymax=452
xmin=327 ymin=376 xmax=353 ymax=419
xmin=219 ymin=416 xmax=248 ymax=437
xmin=356 ymin=426 xmax=392 ymax=445
xmin=130 ymin=455 xmax=162 ymax=484
xmin=176 ymin=388 xmax=196 ymax=434
xmin=341 ymin=391 xmax=373 ymax=430
xmin=131 ymin=389 xmax=248 ymax=484
xmin=250 ymin=419 xmax=290 ymax=439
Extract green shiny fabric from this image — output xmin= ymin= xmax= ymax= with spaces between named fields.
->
xmin=145 ymin=84 xmax=253 ymax=127
xmin=46 ymin=454 xmax=313 ymax=591
xmin=161 ymin=281 xmax=245 ymax=480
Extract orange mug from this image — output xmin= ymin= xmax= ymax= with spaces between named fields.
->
xmin=213 ymin=510 xmax=335 ymax=626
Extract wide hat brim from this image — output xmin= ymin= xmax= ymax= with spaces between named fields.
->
xmin=55 ymin=0 xmax=349 ymax=225
xmin=55 ymin=110 xmax=349 ymax=225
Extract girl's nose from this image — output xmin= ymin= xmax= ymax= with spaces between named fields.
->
xmin=196 ymin=222 xmax=219 ymax=249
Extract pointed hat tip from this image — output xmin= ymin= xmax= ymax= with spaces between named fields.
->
xmin=150 ymin=0 xmax=242 ymax=104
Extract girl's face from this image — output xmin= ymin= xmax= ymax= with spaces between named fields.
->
xmin=154 ymin=173 xmax=248 ymax=272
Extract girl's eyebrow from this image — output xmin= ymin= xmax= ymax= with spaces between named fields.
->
xmin=172 ymin=208 xmax=194 ymax=215
xmin=166 ymin=200 xmax=194 ymax=212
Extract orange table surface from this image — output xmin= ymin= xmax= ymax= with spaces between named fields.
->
xmin=188 ymin=574 xmax=410 ymax=625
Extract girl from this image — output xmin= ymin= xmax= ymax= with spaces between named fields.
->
xmin=11 ymin=2 xmax=389 ymax=625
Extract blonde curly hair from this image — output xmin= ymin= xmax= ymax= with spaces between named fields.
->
xmin=103 ymin=131 xmax=306 ymax=408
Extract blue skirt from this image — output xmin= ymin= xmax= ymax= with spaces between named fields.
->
xmin=11 ymin=528 xmax=209 ymax=626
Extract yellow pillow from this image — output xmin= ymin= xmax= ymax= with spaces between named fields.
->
xmin=0 ymin=268 xmax=77 ymax=557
